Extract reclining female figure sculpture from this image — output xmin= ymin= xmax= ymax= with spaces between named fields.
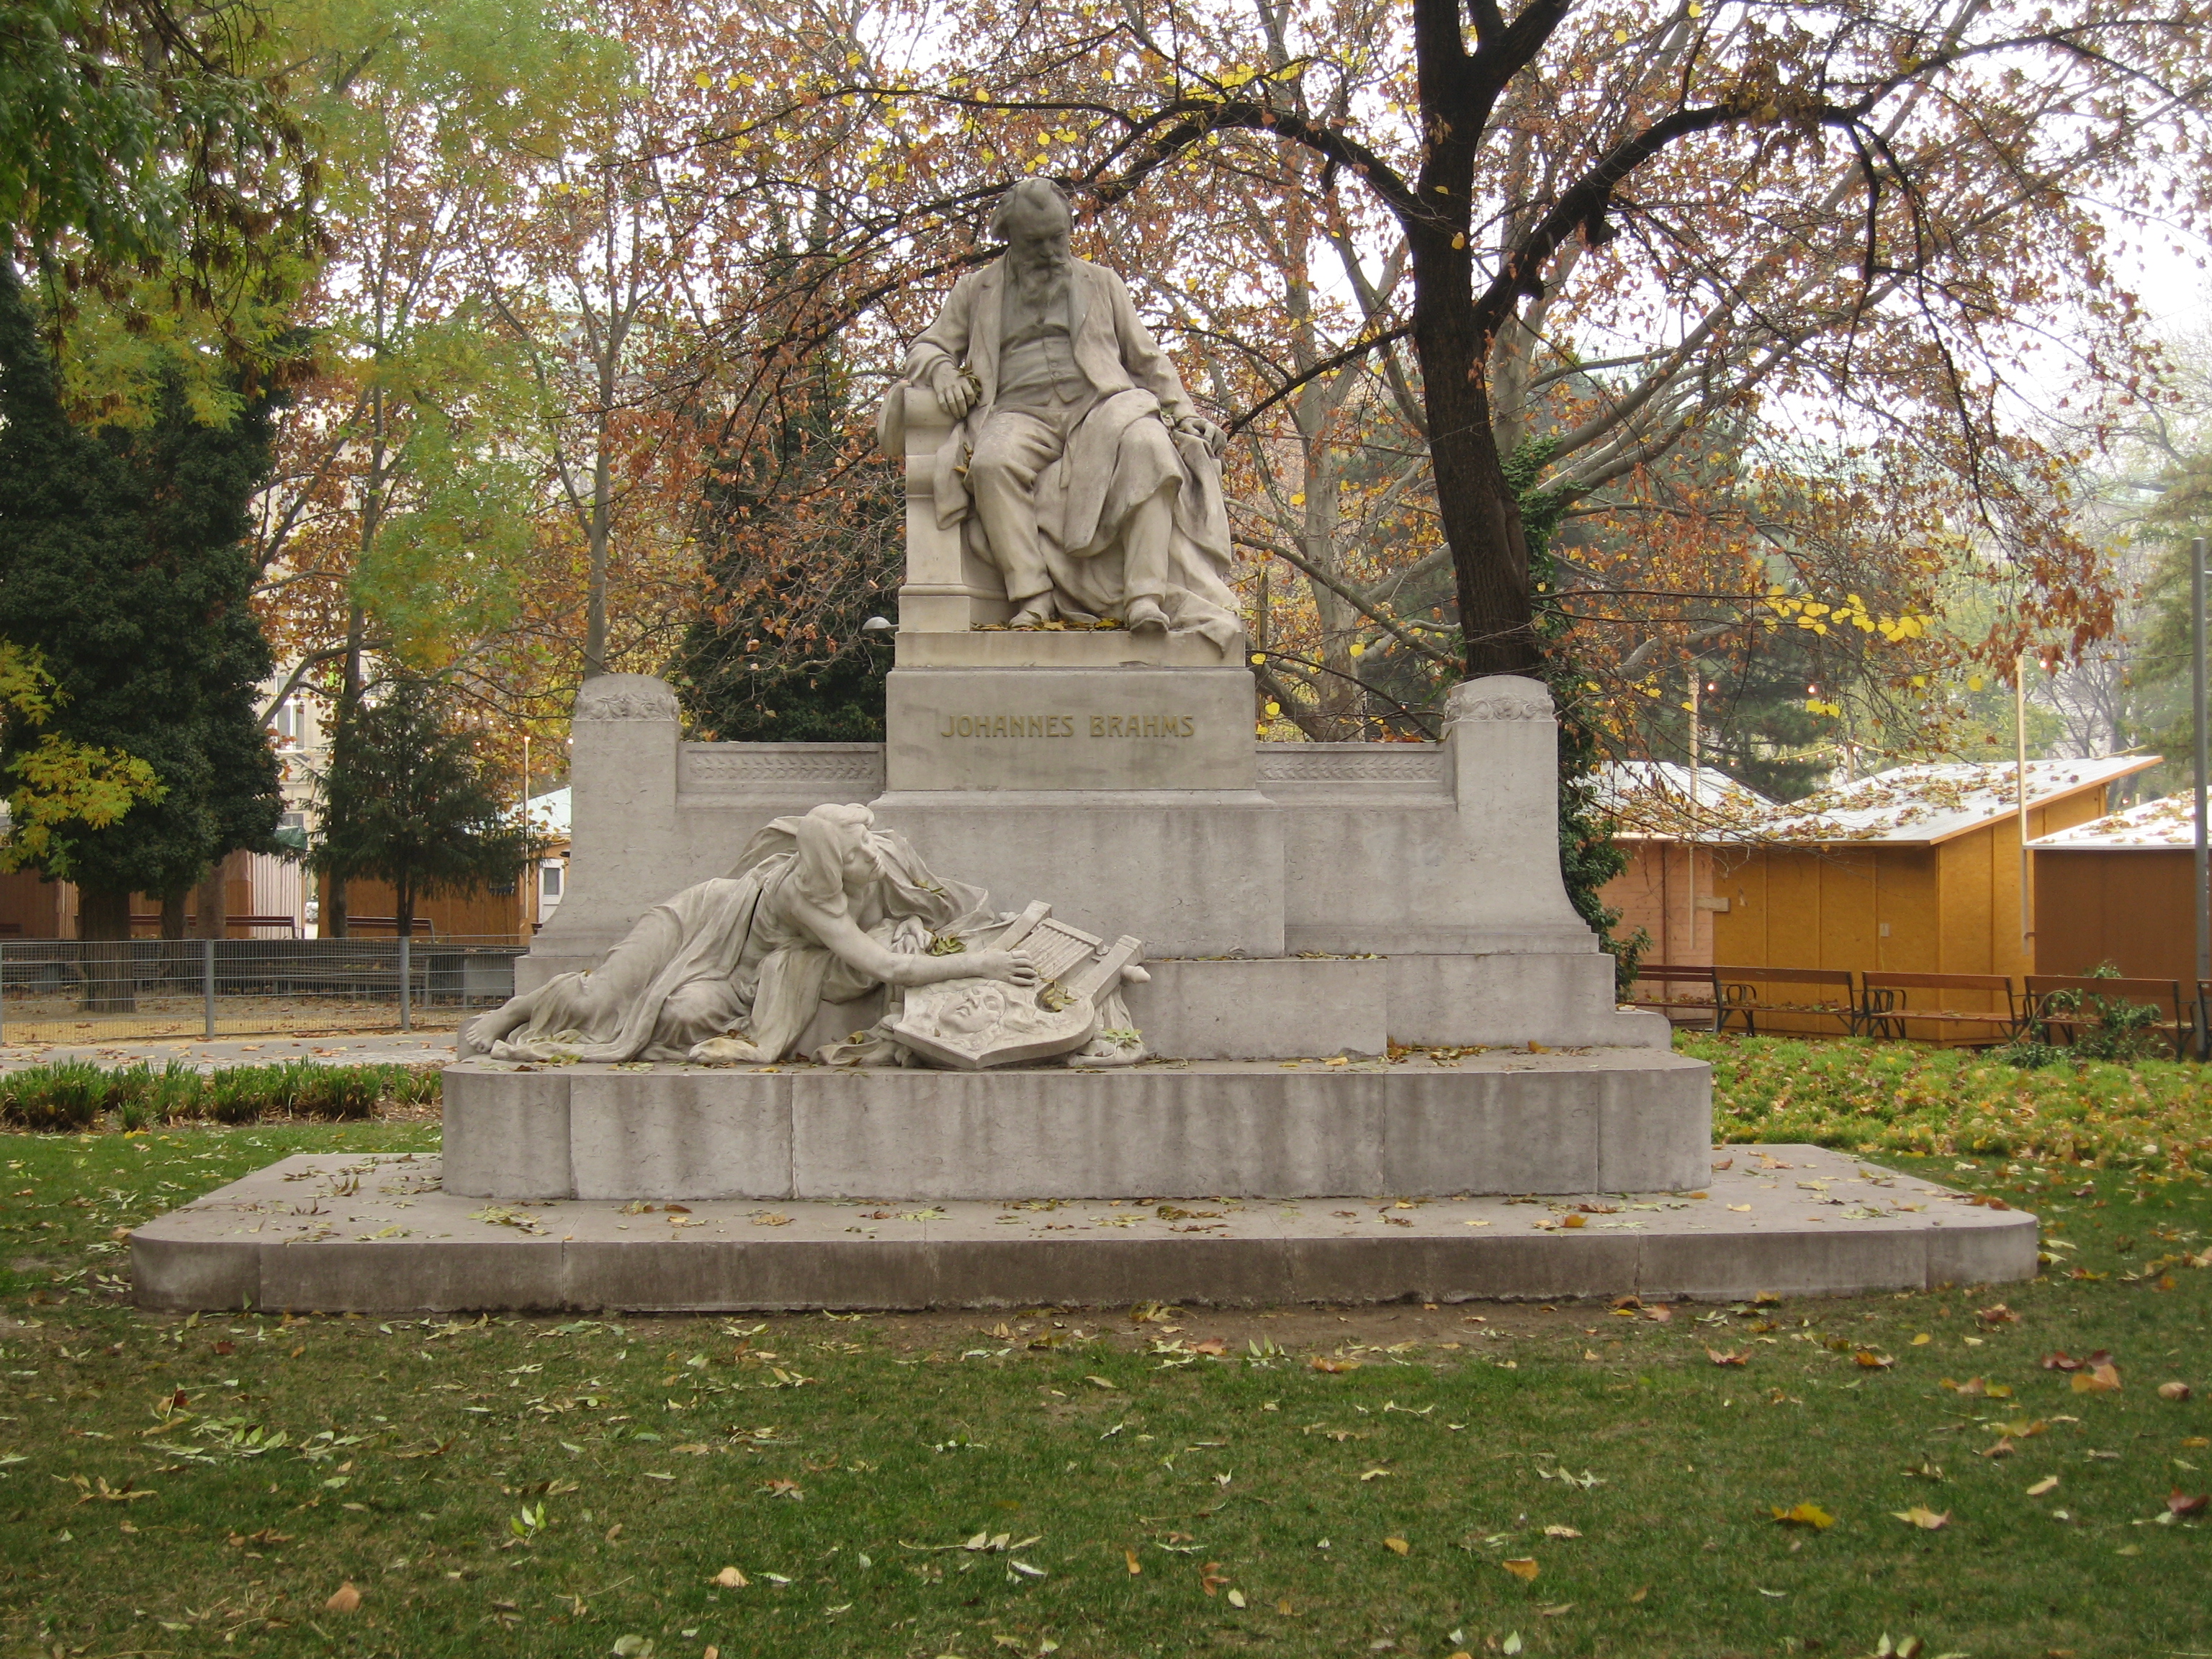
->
xmin=460 ymin=804 xmax=1038 ymax=1065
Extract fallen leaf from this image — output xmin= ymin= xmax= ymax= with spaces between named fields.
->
xmin=711 ymin=1565 xmax=747 ymax=1588
xmin=1980 ymin=1437 xmax=2017 ymax=1459
xmin=2027 ymin=1475 xmax=2060 ymax=1497
xmin=1644 ymin=1303 xmax=1672 ymax=1322
xmin=2185 ymin=1437 xmax=2211 ymax=1449
xmin=2157 ymin=1381 xmax=2192 ymax=1402
xmin=1277 ymin=1599 xmax=1294 ymax=1615
xmin=325 ymin=1583 xmax=363 ymax=1614
xmin=1727 ymin=1203 xmax=1753 ymax=1212
xmin=1199 ymin=1561 xmax=1228 ymax=1596
xmin=1503 ymin=1636 xmax=1524 ymax=1657
xmin=2073 ymin=1363 xmax=2121 ymax=1394
xmin=1770 ymin=1503 xmax=1835 ymax=1530
xmin=1501 ymin=1557 xmax=1539 ymax=1581
xmin=1190 ymin=1338 xmax=1229 ymax=1357
xmin=1560 ymin=1213 xmax=1586 ymax=1228
xmin=1086 ymin=1375 xmax=1120 ymax=1390
xmin=1383 ymin=1536 xmax=1411 ymax=1555
xmin=1707 ymin=1348 xmax=1749 ymax=1367
xmin=1855 ymin=1350 xmax=1895 ymax=1369
xmin=1629 ymin=1584 xmax=1649 ymax=1603
xmin=1891 ymin=1506 xmax=1949 ymax=1530
xmin=1226 ymin=1588 xmax=1246 ymax=1607
xmin=1310 ymin=1357 xmax=1362 ymax=1374
xmin=1976 ymin=1302 xmax=2018 ymax=1324
xmin=2170 ymin=1489 xmax=2211 ymax=1518
xmin=1357 ymin=1467 xmax=1391 ymax=1481
xmin=2041 ymin=1351 xmax=2086 ymax=1372
xmin=1542 ymin=1524 xmax=1581 ymax=1539
xmin=1911 ymin=1334 xmax=1932 ymax=1346
xmin=1125 ymin=1548 xmax=1141 ymax=1575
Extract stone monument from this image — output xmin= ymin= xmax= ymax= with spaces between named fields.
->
xmin=129 ymin=179 xmax=2034 ymax=1314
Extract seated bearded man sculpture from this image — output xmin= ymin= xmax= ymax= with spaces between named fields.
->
xmin=884 ymin=177 xmax=1242 ymax=651
xmin=459 ymin=804 xmax=1039 ymax=1065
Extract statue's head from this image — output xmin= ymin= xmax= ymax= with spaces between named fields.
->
xmin=790 ymin=801 xmax=882 ymax=915
xmin=990 ymin=178 xmax=1071 ymax=276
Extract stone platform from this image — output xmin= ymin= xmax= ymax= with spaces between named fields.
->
xmin=438 ymin=1049 xmax=1714 ymax=1203
xmin=130 ymin=1144 xmax=2038 ymax=1314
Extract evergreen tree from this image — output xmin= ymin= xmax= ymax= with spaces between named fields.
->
xmin=675 ymin=345 xmax=900 ymax=742
xmin=311 ymin=675 xmax=531 ymax=940
xmin=0 ymin=261 xmax=284 ymax=989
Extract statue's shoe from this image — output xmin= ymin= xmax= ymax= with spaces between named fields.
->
xmin=1124 ymin=597 xmax=1169 ymax=635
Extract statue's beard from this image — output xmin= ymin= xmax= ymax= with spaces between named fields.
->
xmin=1012 ymin=253 xmax=1066 ymax=299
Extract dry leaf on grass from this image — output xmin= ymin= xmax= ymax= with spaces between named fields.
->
xmin=2072 ymin=1362 xmax=2122 ymax=1394
xmin=1854 ymin=1350 xmax=1895 ymax=1370
xmin=1542 ymin=1524 xmax=1581 ymax=1539
xmin=325 ymin=1583 xmax=362 ymax=1613
xmin=1771 ymin=1503 xmax=1835 ymax=1529
xmin=1124 ymin=1548 xmax=1141 ymax=1575
xmin=1891 ymin=1506 xmax=1949 ymax=1530
xmin=711 ymin=1565 xmax=747 ymax=1588
xmin=2026 ymin=1475 xmax=2060 ymax=1497
xmin=1707 ymin=1348 xmax=1750 ymax=1367
xmin=2169 ymin=1490 xmax=2211 ymax=1518
xmin=1501 ymin=1557 xmax=1539 ymax=1581
xmin=2157 ymin=1381 xmax=2192 ymax=1402
xmin=1383 ymin=1537 xmax=1411 ymax=1555
xmin=1310 ymin=1355 xmax=1362 ymax=1373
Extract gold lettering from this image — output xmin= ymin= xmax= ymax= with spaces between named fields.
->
xmin=1140 ymin=716 xmax=1156 ymax=738
xmin=940 ymin=716 xmax=954 ymax=738
xmin=1090 ymin=715 xmax=1105 ymax=737
xmin=954 ymin=716 xmax=972 ymax=737
xmin=1181 ymin=716 xmax=1195 ymax=737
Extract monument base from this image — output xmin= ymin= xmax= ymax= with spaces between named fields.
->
xmin=437 ymin=1051 xmax=1714 ymax=1203
xmin=130 ymin=1144 xmax=2037 ymax=1314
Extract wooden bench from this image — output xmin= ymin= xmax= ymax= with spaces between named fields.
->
xmin=1859 ymin=971 xmax=2023 ymax=1046
xmin=1627 ymin=963 xmax=1722 ymax=1028
xmin=2024 ymin=974 xmax=2193 ymax=1059
xmin=336 ymin=917 xmax=436 ymax=938
xmin=1714 ymin=966 xmax=1862 ymax=1036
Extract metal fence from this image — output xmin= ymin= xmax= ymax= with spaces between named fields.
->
xmin=0 ymin=938 xmax=528 ymax=1045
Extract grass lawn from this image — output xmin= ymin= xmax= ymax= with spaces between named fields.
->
xmin=0 ymin=1044 xmax=2207 ymax=1657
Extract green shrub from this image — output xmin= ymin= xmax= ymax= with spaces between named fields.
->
xmin=206 ymin=1067 xmax=276 ymax=1124
xmin=2 ymin=1061 xmax=110 ymax=1130
xmin=108 ymin=1064 xmax=156 ymax=1131
xmin=151 ymin=1060 xmax=206 ymax=1122
xmin=0 ymin=1058 xmax=436 ymax=1132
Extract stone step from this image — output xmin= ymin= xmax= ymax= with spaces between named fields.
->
xmin=130 ymin=1145 xmax=2036 ymax=1314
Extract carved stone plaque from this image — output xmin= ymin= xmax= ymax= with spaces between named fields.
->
xmin=891 ymin=903 xmax=1142 ymax=1071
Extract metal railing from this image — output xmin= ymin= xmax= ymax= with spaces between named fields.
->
xmin=0 ymin=938 xmax=528 ymax=1045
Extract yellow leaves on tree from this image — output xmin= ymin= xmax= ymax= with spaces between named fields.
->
xmin=0 ymin=642 xmax=163 ymax=876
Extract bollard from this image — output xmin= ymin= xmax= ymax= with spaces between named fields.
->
xmin=399 ymin=935 xmax=411 ymax=1033
xmin=202 ymin=938 xmax=216 ymax=1040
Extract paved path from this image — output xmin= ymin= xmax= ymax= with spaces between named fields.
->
xmin=0 ymin=1031 xmax=457 ymax=1072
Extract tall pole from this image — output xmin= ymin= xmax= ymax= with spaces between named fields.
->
xmin=521 ymin=734 xmax=534 ymax=932
xmin=2194 ymin=536 xmax=2208 ymax=985
xmin=2016 ymin=650 xmax=2033 ymax=964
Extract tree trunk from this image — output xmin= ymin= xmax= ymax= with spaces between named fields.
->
xmin=76 ymin=886 xmax=137 ymax=1013
xmin=159 ymin=891 xmax=188 ymax=940
xmin=192 ymin=862 xmax=227 ymax=939
xmin=1409 ymin=279 xmax=1542 ymax=680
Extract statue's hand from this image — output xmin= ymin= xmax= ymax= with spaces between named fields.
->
xmin=931 ymin=365 xmax=977 ymax=420
xmin=968 ymin=948 xmax=1041 ymax=988
xmin=1174 ymin=413 xmax=1227 ymax=457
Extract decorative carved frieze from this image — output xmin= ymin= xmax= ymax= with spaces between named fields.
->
xmin=1444 ymin=678 xmax=1554 ymax=722
xmin=1256 ymin=745 xmax=1447 ymax=784
xmin=679 ymin=745 xmax=886 ymax=793
xmin=575 ymin=687 xmax=680 ymax=722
